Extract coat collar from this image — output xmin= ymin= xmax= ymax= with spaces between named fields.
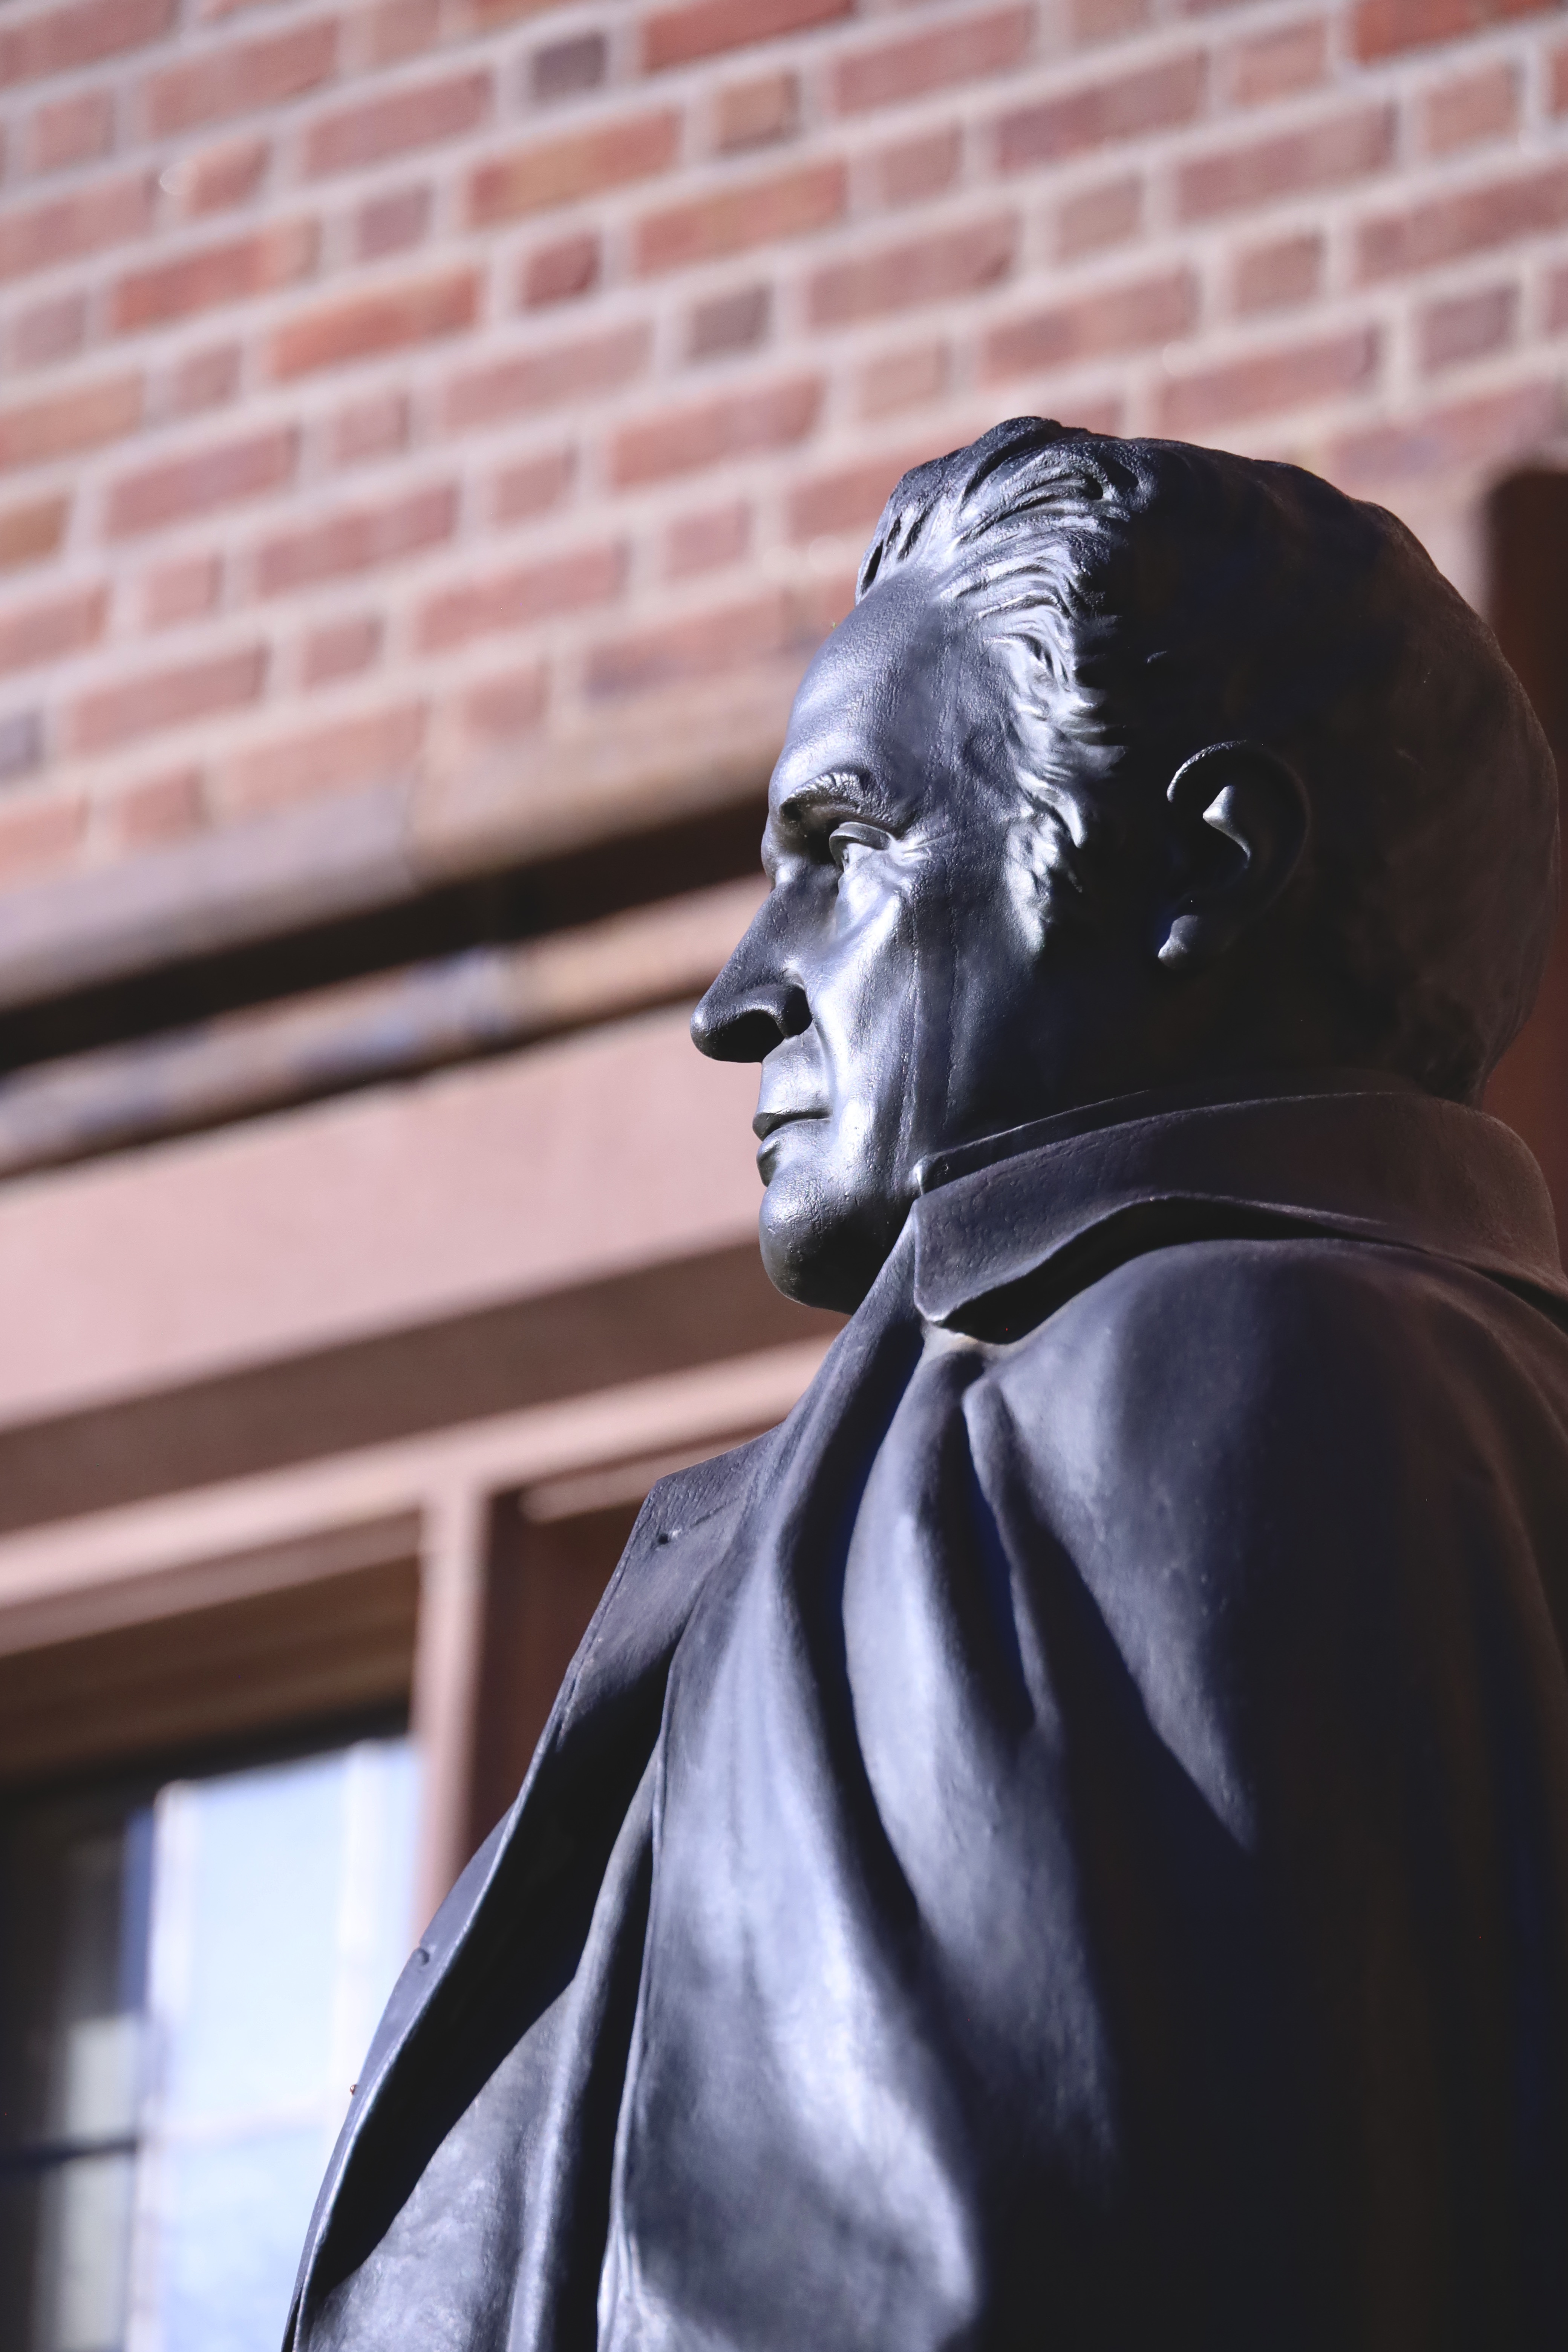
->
xmin=911 ymin=1075 xmax=1566 ymax=1340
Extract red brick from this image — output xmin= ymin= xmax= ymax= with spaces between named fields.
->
xmin=10 ymin=292 xmax=86 ymax=369
xmin=112 ymin=220 xmax=317 ymax=332
xmin=29 ymin=87 xmax=114 ymax=172
xmin=170 ymin=344 xmax=242 ymax=414
xmin=1353 ymin=0 xmax=1548 ymax=61
xmin=586 ymin=587 xmax=817 ymax=698
xmin=470 ymin=0 xmax=588 ymax=26
xmin=1329 ymin=381 xmax=1559 ymax=486
xmin=144 ymin=17 xmax=337 ymax=137
xmin=222 ymin=703 xmax=424 ymax=815
xmin=859 ymin=340 xmax=949 ymax=418
xmin=0 ymin=171 xmax=155 ymax=283
xmin=359 ymin=0 xmax=440 ymax=68
xmin=835 ymin=8 xmax=1031 ymax=114
xmin=811 ymin=214 xmax=1017 ymax=327
xmin=72 ymin=643 xmax=266 ymax=753
xmin=1234 ymin=232 xmax=1323 ymax=313
xmin=141 ymin=553 xmax=222 ymax=628
xmin=1548 ymin=262 xmax=1568 ymax=333
xmin=255 ymin=482 xmax=457 ymax=596
xmin=531 ymin=31 xmax=606 ymax=100
xmin=521 ymin=232 xmax=600 ymax=307
xmin=106 ymin=767 xmax=206 ymax=851
xmin=167 ymin=134 xmax=271 ymax=215
xmin=637 ymin=160 xmax=845 ymax=274
xmin=469 ymin=111 xmax=679 ymax=226
xmin=690 ymin=284 xmax=770 ymax=357
xmin=1056 ymin=174 xmax=1142 ymax=257
xmin=1159 ymin=325 xmax=1380 ymax=434
xmin=1179 ymin=105 xmax=1394 ymax=221
xmin=0 ymin=792 xmax=87 ymax=886
xmin=357 ymin=185 xmax=432 ymax=260
xmin=999 ymin=52 xmax=1206 ymax=172
xmin=610 ymin=376 xmax=822 ymax=486
xmin=331 ymin=390 xmax=410 ymax=466
xmin=715 ymin=71 xmax=799 ymax=152
xmin=0 ymin=585 xmax=106 ymax=676
xmin=459 ymin=668 xmax=549 ymax=740
xmin=302 ymin=616 xmax=381 ymax=687
xmin=0 ymin=374 xmax=141 ymax=471
xmin=873 ymin=127 xmax=962 ymax=210
xmin=271 ymin=271 xmax=478 ymax=378
xmin=304 ymin=69 xmax=489 ymax=176
xmin=1069 ymin=0 xmax=1147 ymax=40
xmin=789 ymin=451 xmax=934 ymax=542
xmin=444 ymin=323 xmax=649 ymax=430
xmin=1421 ymin=60 xmax=1517 ymax=151
xmin=986 ymin=268 xmax=1196 ymax=378
xmin=0 ymin=496 xmax=68 ymax=570
xmin=417 ymin=542 xmax=625 ymax=651
xmin=1229 ymin=15 xmax=1328 ymax=104
xmin=644 ymin=0 xmax=849 ymax=74
xmin=0 ymin=0 xmax=173 ymax=87
xmin=493 ymin=448 xmax=575 ymax=522
xmin=0 ymin=714 xmax=44 ymax=786
xmin=107 ymin=425 xmax=297 ymax=536
xmin=665 ymin=500 xmax=750 ymax=577
xmin=1419 ymin=281 xmax=1517 ymax=369
xmin=1359 ymin=164 xmax=1568 ymax=280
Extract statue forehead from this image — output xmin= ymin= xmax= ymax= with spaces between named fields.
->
xmin=769 ymin=572 xmax=997 ymax=816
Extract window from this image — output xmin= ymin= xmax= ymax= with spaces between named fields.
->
xmin=0 ymin=1735 xmax=419 ymax=2352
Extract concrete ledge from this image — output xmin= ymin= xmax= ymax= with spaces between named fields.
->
xmin=0 ymin=1002 xmax=770 ymax=1426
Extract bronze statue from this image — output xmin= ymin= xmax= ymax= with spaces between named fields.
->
xmin=285 ymin=420 xmax=1568 ymax=2350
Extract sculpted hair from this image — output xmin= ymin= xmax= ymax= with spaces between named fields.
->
xmin=856 ymin=416 xmax=1559 ymax=1104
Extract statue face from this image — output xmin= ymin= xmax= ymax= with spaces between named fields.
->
xmin=694 ymin=571 xmax=1150 ymax=1311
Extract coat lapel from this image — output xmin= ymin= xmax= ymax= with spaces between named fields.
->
xmin=285 ymin=1433 xmax=772 ymax=2346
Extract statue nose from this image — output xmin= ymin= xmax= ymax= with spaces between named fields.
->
xmin=691 ymin=976 xmax=811 ymax=1063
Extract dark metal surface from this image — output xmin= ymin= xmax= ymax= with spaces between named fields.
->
xmin=288 ymin=420 xmax=1568 ymax=2348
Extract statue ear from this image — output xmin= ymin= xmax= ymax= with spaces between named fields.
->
xmin=1156 ymin=741 xmax=1309 ymax=972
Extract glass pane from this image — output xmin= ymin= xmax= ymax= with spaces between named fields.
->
xmin=127 ymin=1736 xmax=419 ymax=2352
xmin=140 ymin=2129 xmax=327 ymax=2352
xmin=0 ymin=1788 xmax=153 ymax=2352
xmin=149 ymin=1753 xmax=349 ymax=2124
xmin=37 ymin=2152 xmax=137 ymax=2352
xmin=0 ymin=1732 xmax=418 ymax=2352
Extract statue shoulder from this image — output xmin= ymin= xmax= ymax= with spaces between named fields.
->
xmin=983 ymin=1228 xmax=1568 ymax=1515
xmin=636 ymin=1427 xmax=778 ymax=1545
xmin=964 ymin=1233 xmax=1568 ymax=1838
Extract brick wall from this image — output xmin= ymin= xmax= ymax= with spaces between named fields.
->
xmin=0 ymin=0 xmax=1564 ymax=925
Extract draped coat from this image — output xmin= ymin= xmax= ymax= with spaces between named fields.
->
xmin=287 ymin=1082 xmax=1568 ymax=2351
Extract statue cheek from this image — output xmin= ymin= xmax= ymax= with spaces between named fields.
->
xmin=901 ymin=858 xmax=962 ymax=1160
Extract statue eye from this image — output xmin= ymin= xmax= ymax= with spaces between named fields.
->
xmin=828 ymin=823 xmax=890 ymax=874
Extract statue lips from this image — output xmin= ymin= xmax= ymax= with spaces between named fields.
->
xmin=752 ymin=1103 xmax=827 ymax=1182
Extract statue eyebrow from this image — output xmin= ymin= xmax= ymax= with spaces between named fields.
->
xmin=775 ymin=771 xmax=898 ymax=830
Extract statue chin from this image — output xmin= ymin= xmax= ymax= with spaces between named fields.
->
xmin=758 ymin=1192 xmax=841 ymax=1314
xmin=758 ymin=1180 xmax=904 ymax=1317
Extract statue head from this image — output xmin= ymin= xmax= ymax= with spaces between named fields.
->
xmin=692 ymin=417 xmax=1559 ymax=1313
